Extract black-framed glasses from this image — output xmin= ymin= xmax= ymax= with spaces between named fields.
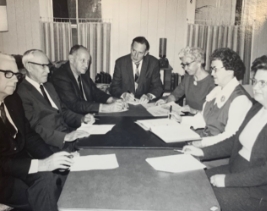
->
xmin=250 ymin=78 xmax=267 ymax=88
xmin=210 ymin=66 xmax=225 ymax=72
xmin=28 ymin=61 xmax=53 ymax=69
xmin=0 ymin=69 xmax=23 ymax=80
xmin=181 ymin=60 xmax=195 ymax=69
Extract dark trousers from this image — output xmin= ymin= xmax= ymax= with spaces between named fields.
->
xmin=0 ymin=171 xmax=68 ymax=211
xmin=206 ymin=165 xmax=267 ymax=211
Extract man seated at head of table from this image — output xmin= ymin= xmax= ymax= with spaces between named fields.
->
xmin=156 ymin=47 xmax=215 ymax=114
xmin=170 ymin=48 xmax=252 ymax=148
xmin=109 ymin=36 xmax=164 ymax=103
xmin=0 ymin=53 xmax=74 ymax=211
xmin=52 ymin=45 xmax=126 ymax=114
xmin=182 ymin=55 xmax=267 ymax=211
xmin=17 ymin=49 xmax=92 ymax=151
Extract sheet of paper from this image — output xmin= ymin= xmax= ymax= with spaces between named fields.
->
xmin=135 ymin=118 xmax=179 ymax=131
xmin=146 ymin=154 xmax=206 ymax=173
xmin=146 ymin=101 xmax=182 ymax=117
xmin=127 ymin=99 xmax=148 ymax=106
xmin=99 ymin=107 xmax=128 ymax=113
xmin=150 ymin=124 xmax=201 ymax=143
xmin=70 ymin=154 xmax=119 ymax=171
xmin=77 ymin=124 xmax=115 ymax=134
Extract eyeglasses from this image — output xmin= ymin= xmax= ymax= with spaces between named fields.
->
xmin=250 ymin=78 xmax=267 ymax=88
xmin=210 ymin=66 xmax=225 ymax=73
xmin=28 ymin=61 xmax=53 ymax=69
xmin=0 ymin=69 xmax=23 ymax=80
xmin=181 ymin=60 xmax=195 ymax=69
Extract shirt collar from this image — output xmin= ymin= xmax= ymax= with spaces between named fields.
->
xmin=206 ymin=77 xmax=240 ymax=108
xmin=132 ymin=60 xmax=143 ymax=69
xmin=26 ymin=76 xmax=43 ymax=90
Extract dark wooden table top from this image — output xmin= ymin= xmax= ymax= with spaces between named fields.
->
xmin=58 ymin=148 xmax=220 ymax=211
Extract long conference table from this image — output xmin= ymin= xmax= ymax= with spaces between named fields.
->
xmin=58 ymin=104 xmax=220 ymax=211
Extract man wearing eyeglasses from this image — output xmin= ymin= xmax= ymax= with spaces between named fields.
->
xmin=110 ymin=36 xmax=164 ymax=103
xmin=0 ymin=53 xmax=73 ymax=211
xmin=17 ymin=49 xmax=93 ymax=150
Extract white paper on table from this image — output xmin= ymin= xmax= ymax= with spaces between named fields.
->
xmin=99 ymin=107 xmax=128 ymax=113
xmin=77 ymin=124 xmax=115 ymax=134
xmin=135 ymin=118 xmax=179 ymax=131
xmin=127 ymin=99 xmax=148 ymax=105
xmin=70 ymin=154 xmax=119 ymax=171
xmin=150 ymin=124 xmax=201 ymax=143
xmin=146 ymin=154 xmax=206 ymax=173
xmin=146 ymin=101 xmax=182 ymax=117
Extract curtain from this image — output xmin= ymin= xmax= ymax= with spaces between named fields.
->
xmin=77 ymin=22 xmax=111 ymax=81
xmin=42 ymin=21 xmax=73 ymax=62
xmin=187 ymin=24 xmax=252 ymax=84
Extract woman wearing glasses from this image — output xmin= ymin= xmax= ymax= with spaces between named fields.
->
xmin=182 ymin=55 xmax=267 ymax=211
xmin=156 ymin=47 xmax=215 ymax=114
xmin=172 ymin=48 xmax=252 ymax=148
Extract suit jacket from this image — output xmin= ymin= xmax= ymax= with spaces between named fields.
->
xmin=17 ymin=80 xmax=83 ymax=149
xmin=52 ymin=62 xmax=110 ymax=114
xmin=0 ymin=93 xmax=53 ymax=193
xmin=110 ymin=54 xmax=163 ymax=99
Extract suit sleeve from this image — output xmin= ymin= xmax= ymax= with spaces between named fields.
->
xmin=17 ymin=89 xmax=66 ymax=149
xmin=52 ymin=70 xmax=108 ymax=114
xmin=171 ymin=76 xmax=186 ymax=101
xmin=0 ymin=94 xmax=53 ymax=179
xmin=110 ymin=60 xmax=123 ymax=98
xmin=147 ymin=60 xmax=163 ymax=99
xmin=89 ymin=77 xmax=110 ymax=103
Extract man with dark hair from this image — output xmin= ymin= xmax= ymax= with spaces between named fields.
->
xmin=52 ymin=45 xmax=125 ymax=114
xmin=110 ymin=36 xmax=163 ymax=102
xmin=0 ymin=53 xmax=73 ymax=211
xmin=17 ymin=49 xmax=91 ymax=150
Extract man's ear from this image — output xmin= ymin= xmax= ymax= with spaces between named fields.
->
xmin=69 ymin=54 xmax=74 ymax=64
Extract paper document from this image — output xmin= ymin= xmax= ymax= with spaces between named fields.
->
xmin=146 ymin=154 xmax=206 ymax=173
xmin=77 ymin=124 xmax=115 ymax=134
xmin=100 ymin=107 xmax=128 ymax=113
xmin=151 ymin=124 xmax=201 ymax=143
xmin=127 ymin=99 xmax=148 ymax=105
xmin=146 ymin=102 xmax=182 ymax=117
xmin=70 ymin=154 xmax=119 ymax=171
xmin=135 ymin=118 xmax=179 ymax=131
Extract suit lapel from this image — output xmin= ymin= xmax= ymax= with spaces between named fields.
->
xmin=126 ymin=56 xmax=135 ymax=93
xmin=44 ymin=83 xmax=60 ymax=110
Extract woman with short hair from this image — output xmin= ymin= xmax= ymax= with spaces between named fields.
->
xmin=172 ymin=48 xmax=252 ymax=148
xmin=183 ymin=55 xmax=267 ymax=211
xmin=156 ymin=47 xmax=215 ymax=113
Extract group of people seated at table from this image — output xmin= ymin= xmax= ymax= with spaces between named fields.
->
xmin=0 ymin=35 xmax=267 ymax=211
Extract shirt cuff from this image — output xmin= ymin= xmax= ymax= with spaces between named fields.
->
xmin=99 ymin=103 xmax=104 ymax=112
xmin=147 ymin=93 xmax=156 ymax=100
xmin=28 ymin=159 xmax=39 ymax=174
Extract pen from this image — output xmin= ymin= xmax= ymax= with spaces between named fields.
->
xmin=169 ymin=105 xmax=172 ymax=119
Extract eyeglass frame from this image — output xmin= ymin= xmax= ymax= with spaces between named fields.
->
xmin=250 ymin=78 xmax=267 ymax=88
xmin=28 ymin=61 xmax=53 ymax=69
xmin=210 ymin=66 xmax=225 ymax=73
xmin=180 ymin=60 xmax=195 ymax=69
xmin=0 ymin=69 xmax=23 ymax=80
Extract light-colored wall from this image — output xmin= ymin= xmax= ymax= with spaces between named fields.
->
xmin=0 ymin=0 xmax=41 ymax=55
xmin=102 ymin=0 xmax=192 ymax=76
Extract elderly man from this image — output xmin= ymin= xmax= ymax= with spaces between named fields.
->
xmin=110 ymin=36 xmax=164 ymax=102
xmin=17 ymin=49 xmax=91 ymax=150
xmin=0 ymin=53 xmax=73 ymax=211
xmin=52 ymin=45 xmax=125 ymax=114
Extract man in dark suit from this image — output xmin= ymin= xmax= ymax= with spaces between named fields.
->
xmin=52 ymin=45 xmax=126 ymax=114
xmin=0 ymin=53 xmax=74 ymax=211
xmin=110 ymin=36 xmax=164 ymax=102
xmin=17 ymin=49 xmax=92 ymax=150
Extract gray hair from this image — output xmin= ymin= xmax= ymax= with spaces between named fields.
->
xmin=178 ymin=47 xmax=205 ymax=65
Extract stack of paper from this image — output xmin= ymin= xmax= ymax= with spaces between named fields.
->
xmin=70 ymin=154 xmax=119 ymax=172
xmin=146 ymin=101 xmax=182 ymax=117
xmin=77 ymin=124 xmax=115 ymax=134
xmin=146 ymin=154 xmax=206 ymax=173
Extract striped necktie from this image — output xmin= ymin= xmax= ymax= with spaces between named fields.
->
xmin=40 ymin=84 xmax=52 ymax=106
xmin=134 ymin=63 xmax=140 ymax=83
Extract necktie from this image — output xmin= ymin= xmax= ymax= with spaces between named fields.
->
xmin=0 ymin=103 xmax=17 ymax=137
xmin=78 ymin=76 xmax=85 ymax=100
xmin=40 ymin=84 xmax=52 ymax=107
xmin=134 ymin=63 xmax=140 ymax=83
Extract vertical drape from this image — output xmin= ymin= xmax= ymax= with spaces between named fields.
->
xmin=187 ymin=24 xmax=252 ymax=84
xmin=42 ymin=21 xmax=72 ymax=62
xmin=77 ymin=22 xmax=111 ymax=81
